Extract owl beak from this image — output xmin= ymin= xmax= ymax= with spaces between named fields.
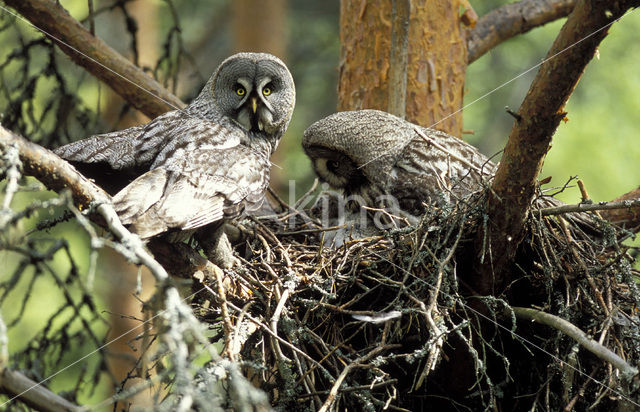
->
xmin=251 ymin=97 xmax=258 ymax=114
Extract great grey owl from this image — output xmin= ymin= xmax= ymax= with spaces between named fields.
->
xmin=303 ymin=109 xmax=495 ymax=219
xmin=55 ymin=53 xmax=295 ymax=248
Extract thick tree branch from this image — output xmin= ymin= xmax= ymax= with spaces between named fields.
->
xmin=512 ymin=307 xmax=638 ymax=379
xmin=475 ymin=0 xmax=639 ymax=294
xmin=0 ymin=125 xmax=110 ymax=209
xmin=467 ymin=0 xmax=576 ymax=63
xmin=4 ymin=0 xmax=185 ymax=118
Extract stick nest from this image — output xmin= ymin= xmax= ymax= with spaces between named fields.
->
xmin=192 ymin=189 xmax=640 ymax=411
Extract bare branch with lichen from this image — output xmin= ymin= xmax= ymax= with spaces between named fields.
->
xmin=512 ymin=306 xmax=638 ymax=379
xmin=535 ymin=198 xmax=640 ymax=217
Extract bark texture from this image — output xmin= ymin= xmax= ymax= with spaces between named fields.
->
xmin=338 ymin=0 xmax=467 ymax=135
xmin=467 ymin=0 xmax=576 ymax=63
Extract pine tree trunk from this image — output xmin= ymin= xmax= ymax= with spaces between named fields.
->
xmin=338 ymin=0 xmax=467 ymax=136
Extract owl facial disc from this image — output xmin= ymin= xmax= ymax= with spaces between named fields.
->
xmin=235 ymin=76 xmax=275 ymax=133
xmin=314 ymin=157 xmax=349 ymax=188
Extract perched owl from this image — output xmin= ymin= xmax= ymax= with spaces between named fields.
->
xmin=55 ymin=53 xmax=295 ymax=251
xmin=303 ymin=109 xmax=495 ymax=218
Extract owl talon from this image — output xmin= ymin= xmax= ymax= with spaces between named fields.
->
xmin=197 ymin=226 xmax=239 ymax=270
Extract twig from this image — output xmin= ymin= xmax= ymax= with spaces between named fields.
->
xmin=297 ymin=379 xmax=399 ymax=398
xmin=270 ymin=287 xmax=292 ymax=362
xmin=536 ymin=198 xmax=640 ymax=216
xmin=276 ymin=223 xmax=348 ymax=236
xmin=214 ymin=266 xmax=235 ymax=361
xmin=512 ymin=307 xmax=638 ymax=379
xmin=229 ymin=301 xmax=254 ymax=357
xmin=317 ymin=344 xmax=398 ymax=412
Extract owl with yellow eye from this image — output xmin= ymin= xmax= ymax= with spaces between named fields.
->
xmin=55 ymin=52 xmax=295 ymax=266
xmin=233 ymin=73 xmax=277 ymax=133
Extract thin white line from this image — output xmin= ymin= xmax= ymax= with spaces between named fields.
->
xmin=358 ymin=9 xmax=633 ymax=171
xmin=0 ymin=285 xmax=209 ymax=408
xmin=367 ymin=249 xmax=640 ymax=408
xmin=0 ymin=4 xmax=184 ymax=112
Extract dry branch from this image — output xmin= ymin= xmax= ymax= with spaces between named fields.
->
xmin=536 ymin=198 xmax=640 ymax=217
xmin=4 ymin=0 xmax=185 ymax=118
xmin=476 ymin=0 xmax=639 ymax=294
xmin=0 ymin=369 xmax=80 ymax=412
xmin=0 ymin=125 xmax=109 ymax=209
xmin=467 ymin=0 xmax=576 ymax=63
xmin=512 ymin=307 xmax=638 ymax=379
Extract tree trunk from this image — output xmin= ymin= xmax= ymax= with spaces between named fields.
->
xmin=338 ymin=0 xmax=466 ymax=136
xmin=231 ymin=0 xmax=288 ymax=58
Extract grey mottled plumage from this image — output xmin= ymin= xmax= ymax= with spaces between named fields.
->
xmin=56 ymin=52 xmax=295 ymax=240
xmin=303 ymin=109 xmax=495 ymax=217
xmin=303 ymin=110 xmax=599 ymax=247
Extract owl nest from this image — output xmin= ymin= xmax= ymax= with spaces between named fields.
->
xmin=191 ymin=189 xmax=640 ymax=411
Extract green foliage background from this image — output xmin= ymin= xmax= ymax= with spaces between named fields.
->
xmin=464 ymin=4 xmax=640 ymax=203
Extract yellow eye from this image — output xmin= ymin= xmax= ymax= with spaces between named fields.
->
xmin=262 ymin=87 xmax=271 ymax=96
xmin=236 ymin=86 xmax=246 ymax=96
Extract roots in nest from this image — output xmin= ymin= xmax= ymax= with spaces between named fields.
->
xmin=191 ymin=190 xmax=640 ymax=411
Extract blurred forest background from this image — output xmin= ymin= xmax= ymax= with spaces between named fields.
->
xmin=1 ymin=0 xmax=639 ymax=408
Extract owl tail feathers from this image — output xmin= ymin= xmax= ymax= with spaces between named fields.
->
xmin=112 ymin=168 xmax=169 ymax=239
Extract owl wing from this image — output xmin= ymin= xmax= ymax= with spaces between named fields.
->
xmin=53 ymin=110 xmax=189 ymax=193
xmin=54 ymin=110 xmax=187 ymax=169
xmin=392 ymin=128 xmax=498 ymax=211
xmin=113 ymin=145 xmax=270 ymax=239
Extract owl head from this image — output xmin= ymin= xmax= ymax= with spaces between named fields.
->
xmin=302 ymin=110 xmax=415 ymax=196
xmin=190 ymin=52 xmax=295 ymax=143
